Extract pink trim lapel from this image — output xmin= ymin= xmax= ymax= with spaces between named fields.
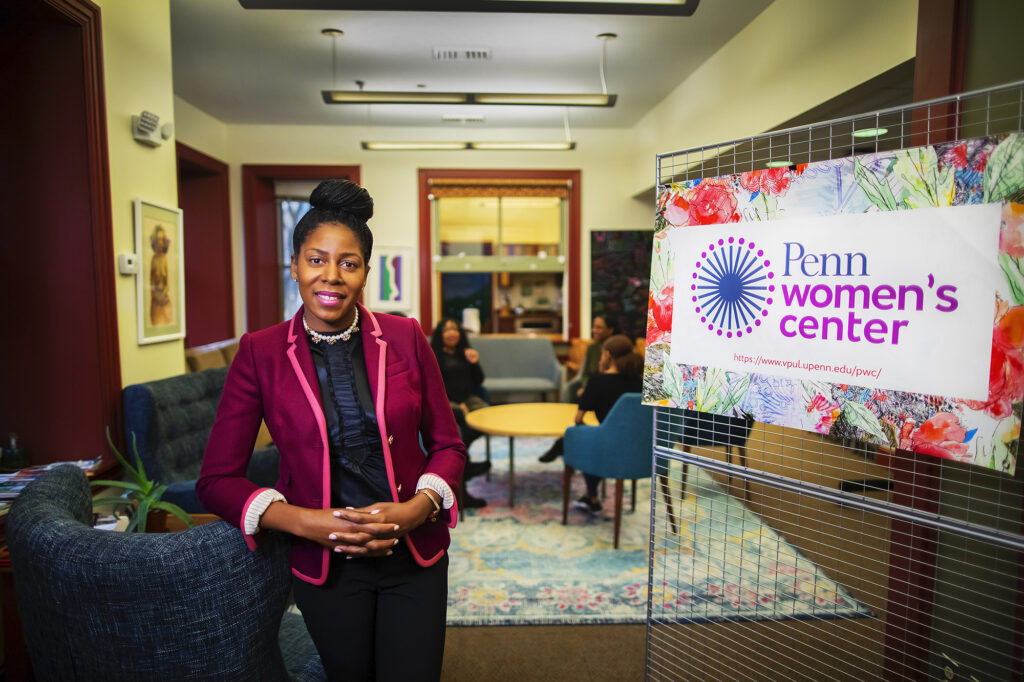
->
xmin=285 ymin=308 xmax=331 ymax=584
xmin=361 ymin=306 xmax=400 ymax=503
xmin=362 ymin=308 xmax=445 ymax=567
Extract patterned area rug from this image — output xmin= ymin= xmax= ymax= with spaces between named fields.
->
xmin=448 ymin=437 xmax=872 ymax=626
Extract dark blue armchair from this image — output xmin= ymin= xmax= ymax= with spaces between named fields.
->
xmin=122 ymin=367 xmax=279 ymax=513
xmin=562 ymin=392 xmax=675 ymax=548
xmin=7 ymin=464 xmax=324 ymax=681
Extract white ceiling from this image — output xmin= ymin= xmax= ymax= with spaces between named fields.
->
xmin=170 ymin=0 xmax=774 ymax=129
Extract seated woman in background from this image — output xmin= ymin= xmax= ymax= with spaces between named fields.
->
xmin=430 ymin=317 xmax=491 ymax=508
xmin=541 ymin=313 xmax=619 ymax=462
xmin=561 ymin=313 xmax=618 ymax=401
xmin=570 ymin=334 xmax=644 ymax=514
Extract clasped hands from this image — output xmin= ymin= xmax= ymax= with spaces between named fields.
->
xmin=304 ymin=497 xmax=436 ymax=558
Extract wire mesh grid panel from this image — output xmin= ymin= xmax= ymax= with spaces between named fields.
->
xmin=655 ymin=81 xmax=1024 ymax=185
xmin=644 ymin=81 xmax=1024 ymax=682
xmin=646 ymin=411 xmax=1023 ymax=681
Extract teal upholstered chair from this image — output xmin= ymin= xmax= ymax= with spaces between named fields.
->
xmin=562 ymin=392 xmax=674 ymax=548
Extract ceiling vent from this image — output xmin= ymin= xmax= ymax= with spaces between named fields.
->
xmin=442 ymin=114 xmax=486 ymax=124
xmin=432 ymin=47 xmax=492 ymax=61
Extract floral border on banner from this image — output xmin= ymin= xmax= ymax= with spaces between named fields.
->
xmin=644 ymin=133 xmax=1024 ymax=475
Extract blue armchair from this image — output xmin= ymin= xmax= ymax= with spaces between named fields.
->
xmin=123 ymin=367 xmax=280 ymax=513
xmin=7 ymin=464 xmax=324 ymax=681
xmin=562 ymin=392 xmax=675 ymax=548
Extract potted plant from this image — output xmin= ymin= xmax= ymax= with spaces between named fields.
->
xmin=91 ymin=428 xmax=194 ymax=533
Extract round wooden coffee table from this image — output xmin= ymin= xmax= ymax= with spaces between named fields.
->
xmin=464 ymin=403 xmax=597 ymax=507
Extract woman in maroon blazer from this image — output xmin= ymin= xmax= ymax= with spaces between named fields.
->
xmin=197 ymin=179 xmax=465 ymax=681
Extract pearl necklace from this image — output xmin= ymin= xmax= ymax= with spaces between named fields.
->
xmin=303 ymin=306 xmax=359 ymax=344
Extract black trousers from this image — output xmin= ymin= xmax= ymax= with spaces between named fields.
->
xmin=292 ymin=544 xmax=449 ymax=682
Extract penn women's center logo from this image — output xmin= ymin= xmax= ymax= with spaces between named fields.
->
xmin=691 ymin=237 xmax=775 ymax=338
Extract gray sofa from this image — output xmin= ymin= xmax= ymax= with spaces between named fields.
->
xmin=470 ymin=336 xmax=563 ymax=401
xmin=122 ymin=367 xmax=279 ymax=513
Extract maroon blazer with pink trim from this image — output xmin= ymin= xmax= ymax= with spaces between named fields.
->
xmin=197 ymin=305 xmax=466 ymax=585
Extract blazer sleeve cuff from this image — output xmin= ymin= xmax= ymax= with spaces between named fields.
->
xmin=416 ymin=474 xmax=455 ymax=509
xmin=242 ymin=488 xmax=287 ymax=537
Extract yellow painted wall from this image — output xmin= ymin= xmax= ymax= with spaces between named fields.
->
xmin=174 ymin=95 xmax=229 ymax=161
xmin=627 ymin=0 xmax=918 ymax=195
xmin=95 ymin=0 xmax=185 ymax=384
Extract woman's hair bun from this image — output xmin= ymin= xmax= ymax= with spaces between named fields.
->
xmin=309 ymin=179 xmax=373 ymax=222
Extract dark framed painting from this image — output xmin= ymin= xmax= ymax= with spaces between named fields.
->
xmin=591 ymin=229 xmax=654 ymax=341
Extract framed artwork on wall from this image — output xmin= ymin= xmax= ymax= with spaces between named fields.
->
xmin=134 ymin=198 xmax=186 ymax=344
xmin=367 ymin=246 xmax=414 ymax=312
xmin=591 ymin=229 xmax=655 ymax=342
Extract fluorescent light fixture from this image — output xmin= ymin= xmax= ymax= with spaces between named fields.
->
xmin=323 ymin=90 xmax=615 ymax=107
xmin=361 ymin=141 xmax=470 ymax=151
xmin=361 ymin=140 xmax=577 ymax=151
xmin=324 ymin=91 xmax=469 ymax=104
xmin=852 ymin=127 xmax=889 ymax=138
xmin=765 ymin=160 xmax=794 ymax=168
xmin=470 ymin=141 xmax=576 ymax=150
xmin=471 ymin=93 xmax=615 ymax=106
xmin=243 ymin=1 xmax=700 ymax=18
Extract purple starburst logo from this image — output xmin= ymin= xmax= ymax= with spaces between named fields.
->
xmin=690 ymin=237 xmax=775 ymax=338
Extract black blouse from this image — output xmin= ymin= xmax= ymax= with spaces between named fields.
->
xmin=434 ymin=348 xmax=484 ymax=403
xmin=577 ymin=372 xmax=642 ymax=423
xmin=307 ymin=332 xmax=391 ymax=508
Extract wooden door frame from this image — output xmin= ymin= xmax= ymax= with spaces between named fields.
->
xmin=49 ymin=0 xmax=122 ymax=445
xmin=0 ymin=1 xmax=118 ymax=678
xmin=176 ymin=142 xmax=234 ymax=344
xmin=882 ymin=2 xmax=971 ymax=678
xmin=417 ymin=168 xmax=581 ymax=337
xmin=241 ymin=164 xmax=360 ymax=332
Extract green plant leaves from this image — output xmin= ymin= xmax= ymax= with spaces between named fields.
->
xmin=91 ymin=496 xmax=132 ymax=509
xmin=152 ymin=500 xmax=195 ymax=527
xmin=893 ymin=147 xmax=954 ymax=208
xmin=91 ymin=428 xmax=181 ymax=533
xmin=854 ymin=158 xmax=899 ymax=212
xmin=801 ymin=380 xmax=833 ymax=405
xmin=104 ymin=426 xmax=140 ymax=483
xmin=694 ymin=367 xmax=725 ymax=412
xmin=129 ymin=497 xmax=151 ymax=533
xmin=855 ymin=148 xmax=955 ymax=212
xmin=984 ymin=133 xmax=1024 ymax=204
xmin=90 ymin=480 xmax=146 ymax=494
xmin=842 ymin=401 xmax=888 ymax=443
xmin=662 ymin=361 xmax=686 ymax=405
xmin=718 ymin=373 xmax=751 ymax=415
xmin=694 ymin=367 xmax=749 ymax=415
xmin=998 ymin=253 xmax=1024 ymax=306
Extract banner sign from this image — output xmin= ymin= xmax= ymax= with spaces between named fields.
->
xmin=644 ymin=134 xmax=1024 ymax=475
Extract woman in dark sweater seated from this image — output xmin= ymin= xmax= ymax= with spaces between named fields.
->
xmin=430 ymin=317 xmax=491 ymax=508
xmin=571 ymin=334 xmax=644 ymax=514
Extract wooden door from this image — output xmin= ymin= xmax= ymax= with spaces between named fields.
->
xmin=0 ymin=0 xmax=121 ymax=466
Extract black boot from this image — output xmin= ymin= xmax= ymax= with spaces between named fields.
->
xmin=464 ymin=460 xmax=492 ymax=480
xmin=538 ymin=438 xmax=564 ymax=463
xmin=462 ymin=492 xmax=487 ymax=508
